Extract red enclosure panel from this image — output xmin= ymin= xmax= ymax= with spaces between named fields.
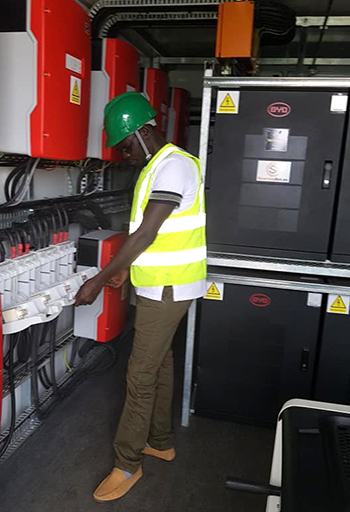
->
xmin=97 ymin=233 xmax=129 ymax=343
xmin=144 ymin=68 xmax=169 ymax=138
xmin=169 ymin=88 xmax=190 ymax=148
xmin=0 ymin=299 xmax=3 ymax=433
xmin=30 ymin=0 xmax=91 ymax=160
xmin=103 ymin=39 xmax=140 ymax=161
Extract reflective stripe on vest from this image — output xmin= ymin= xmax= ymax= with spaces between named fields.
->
xmin=129 ymin=143 xmax=207 ymax=287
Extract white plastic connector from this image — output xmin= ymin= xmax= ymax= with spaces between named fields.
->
xmin=2 ymin=266 xmax=98 ymax=335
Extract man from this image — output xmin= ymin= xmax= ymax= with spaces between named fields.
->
xmin=75 ymin=91 xmax=207 ymax=502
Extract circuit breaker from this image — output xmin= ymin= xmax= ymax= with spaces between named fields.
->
xmin=88 ymin=39 xmax=140 ymax=161
xmin=74 ymin=231 xmax=129 ymax=343
xmin=144 ymin=68 xmax=169 ymax=138
xmin=167 ymin=88 xmax=191 ymax=148
xmin=0 ymin=0 xmax=91 ymax=160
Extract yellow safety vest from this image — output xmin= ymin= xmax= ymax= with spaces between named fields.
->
xmin=129 ymin=143 xmax=207 ymax=287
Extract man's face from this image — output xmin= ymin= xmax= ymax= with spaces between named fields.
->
xmin=115 ymin=133 xmax=146 ymax=171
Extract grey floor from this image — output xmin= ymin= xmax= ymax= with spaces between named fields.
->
xmin=0 ymin=322 xmax=275 ymax=512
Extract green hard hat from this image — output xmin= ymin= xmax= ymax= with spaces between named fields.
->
xmin=104 ymin=91 xmax=157 ymax=148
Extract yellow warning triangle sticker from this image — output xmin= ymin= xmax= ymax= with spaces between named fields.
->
xmin=71 ymin=80 xmax=80 ymax=102
xmin=219 ymin=93 xmax=236 ymax=113
xmin=329 ymin=295 xmax=347 ymax=313
xmin=205 ymin=282 xmax=222 ymax=300
xmin=70 ymin=77 xmax=81 ymax=105
xmin=72 ymin=80 xmax=79 ymax=98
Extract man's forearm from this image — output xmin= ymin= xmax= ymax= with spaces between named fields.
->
xmin=94 ymin=231 xmax=155 ymax=286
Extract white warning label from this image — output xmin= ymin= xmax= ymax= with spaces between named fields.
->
xmin=216 ymin=91 xmax=240 ymax=114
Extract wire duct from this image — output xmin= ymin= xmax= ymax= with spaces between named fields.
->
xmin=0 ymin=334 xmax=18 ymax=458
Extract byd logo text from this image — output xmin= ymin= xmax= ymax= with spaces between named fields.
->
xmin=249 ymin=294 xmax=272 ymax=307
xmin=267 ymin=102 xmax=291 ymax=117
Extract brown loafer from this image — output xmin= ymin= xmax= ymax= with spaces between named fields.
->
xmin=93 ymin=466 xmax=142 ymax=502
xmin=142 ymin=446 xmax=176 ymax=462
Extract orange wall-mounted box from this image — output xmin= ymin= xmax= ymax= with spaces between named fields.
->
xmin=216 ymin=1 xmax=255 ymax=58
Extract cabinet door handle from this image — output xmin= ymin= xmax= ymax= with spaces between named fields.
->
xmin=300 ymin=347 xmax=310 ymax=372
xmin=322 ymin=160 xmax=333 ymax=189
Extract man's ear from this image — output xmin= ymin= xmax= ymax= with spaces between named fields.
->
xmin=139 ymin=125 xmax=151 ymax=140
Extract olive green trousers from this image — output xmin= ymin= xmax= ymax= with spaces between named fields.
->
xmin=113 ymin=287 xmax=191 ymax=473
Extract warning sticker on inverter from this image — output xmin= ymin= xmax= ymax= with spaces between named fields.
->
xmin=70 ymin=76 xmax=81 ymax=105
xmin=327 ymin=294 xmax=350 ymax=315
xmin=216 ymin=91 xmax=240 ymax=114
xmin=256 ymin=160 xmax=291 ymax=183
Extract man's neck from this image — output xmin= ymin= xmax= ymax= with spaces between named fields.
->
xmin=148 ymin=134 xmax=167 ymax=158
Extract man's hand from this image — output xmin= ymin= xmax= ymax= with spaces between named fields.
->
xmin=75 ymin=277 xmax=103 ymax=307
xmin=106 ymin=269 xmax=129 ymax=289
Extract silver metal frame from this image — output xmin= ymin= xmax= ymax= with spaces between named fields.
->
xmin=208 ymin=252 xmax=350 ymax=278
xmin=180 ymin=74 xmax=350 ymax=427
xmin=204 ymin=76 xmax=350 ymax=89
xmin=181 ymin=65 xmax=213 ymax=427
xmin=207 ymin=272 xmax=350 ymax=295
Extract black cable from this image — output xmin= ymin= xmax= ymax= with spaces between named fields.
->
xmin=48 ymin=210 xmax=58 ymax=244
xmin=13 ymin=230 xmax=22 ymax=256
xmin=2 ymin=158 xmax=36 ymax=208
xmin=38 ymin=368 xmax=51 ymax=390
xmin=30 ymin=324 xmax=43 ymax=417
xmin=311 ymin=0 xmax=335 ymax=68
xmin=60 ymin=205 xmax=69 ymax=240
xmin=0 ymin=334 xmax=18 ymax=458
xmin=0 ymin=241 xmax=6 ymax=262
xmin=4 ymin=162 xmax=27 ymax=202
xmin=37 ymin=323 xmax=52 ymax=387
xmin=34 ymin=217 xmax=44 ymax=249
xmin=49 ymin=319 xmax=59 ymax=395
xmin=28 ymin=220 xmax=39 ymax=251
xmin=39 ymin=217 xmax=50 ymax=247
xmin=55 ymin=205 xmax=64 ymax=242
xmin=17 ymin=330 xmax=31 ymax=364
xmin=69 ymin=337 xmax=80 ymax=368
xmin=85 ymin=343 xmax=118 ymax=375
xmin=10 ymin=168 xmax=27 ymax=201
xmin=5 ymin=229 xmax=16 ymax=259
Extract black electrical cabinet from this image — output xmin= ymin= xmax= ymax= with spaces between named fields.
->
xmin=194 ymin=271 xmax=323 ymax=426
xmin=314 ymin=281 xmax=350 ymax=405
xmin=331 ymin=124 xmax=350 ymax=263
xmin=207 ymin=89 xmax=349 ymax=260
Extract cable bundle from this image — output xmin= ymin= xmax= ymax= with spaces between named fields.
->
xmin=3 ymin=158 xmax=40 ymax=207
xmin=77 ymin=159 xmax=107 ymax=196
xmin=254 ymin=1 xmax=296 ymax=46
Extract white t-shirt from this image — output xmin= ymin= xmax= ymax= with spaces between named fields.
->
xmin=135 ymin=152 xmax=207 ymax=302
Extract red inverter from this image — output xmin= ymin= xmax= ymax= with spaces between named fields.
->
xmin=167 ymin=88 xmax=191 ymax=148
xmin=0 ymin=0 xmax=91 ymax=160
xmin=88 ymin=39 xmax=140 ymax=161
xmin=74 ymin=231 xmax=129 ymax=342
xmin=144 ymin=68 xmax=169 ymax=138
xmin=0 ymin=299 xmax=3 ymax=433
